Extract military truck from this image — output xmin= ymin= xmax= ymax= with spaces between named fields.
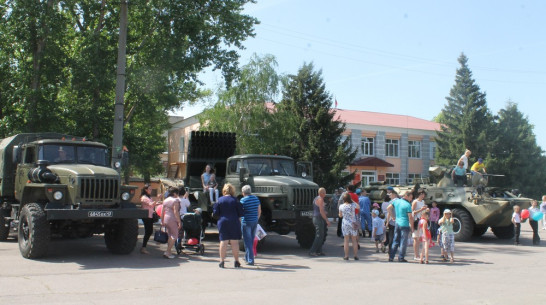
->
xmin=184 ymin=131 xmax=320 ymax=248
xmin=0 ymin=133 xmax=147 ymax=258
xmin=365 ymin=166 xmax=532 ymax=242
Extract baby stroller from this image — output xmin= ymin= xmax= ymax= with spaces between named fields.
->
xmin=175 ymin=212 xmax=205 ymax=255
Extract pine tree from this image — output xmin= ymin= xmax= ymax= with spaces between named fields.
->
xmin=277 ymin=63 xmax=356 ymax=190
xmin=487 ymin=102 xmax=546 ymax=198
xmin=436 ymin=53 xmax=493 ymax=165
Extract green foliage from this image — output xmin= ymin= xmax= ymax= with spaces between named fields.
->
xmin=0 ymin=0 xmax=258 ymax=179
xmin=199 ymin=54 xmax=285 ymax=154
xmin=436 ymin=53 xmax=493 ymax=165
xmin=277 ymin=63 xmax=357 ymax=190
xmin=486 ymin=102 xmax=546 ymax=198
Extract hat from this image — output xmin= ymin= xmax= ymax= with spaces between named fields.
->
xmin=386 ymin=186 xmax=394 ymax=191
xmin=443 ymin=209 xmax=452 ymax=214
xmin=356 ymin=189 xmax=361 ymax=194
xmin=373 ymin=202 xmax=380 ymax=208
xmin=478 ymin=158 xmax=483 ymax=162
xmin=338 ymin=187 xmax=344 ymax=191
xmin=372 ymin=209 xmax=380 ymax=216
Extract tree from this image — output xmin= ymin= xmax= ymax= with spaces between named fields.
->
xmin=486 ymin=102 xmax=546 ymax=197
xmin=277 ymin=63 xmax=356 ymax=190
xmin=1 ymin=1 xmax=258 ymax=181
xmin=436 ymin=53 xmax=493 ymax=165
xmin=199 ymin=54 xmax=286 ymax=154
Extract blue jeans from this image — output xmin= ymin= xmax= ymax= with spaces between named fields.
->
xmin=389 ymin=224 xmax=410 ymax=261
xmin=361 ymin=212 xmax=372 ymax=232
xmin=242 ymin=221 xmax=258 ymax=264
xmin=309 ymin=217 xmax=326 ymax=254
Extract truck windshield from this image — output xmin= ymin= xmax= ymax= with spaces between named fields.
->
xmin=39 ymin=144 xmax=109 ymax=166
xmin=245 ymin=158 xmax=296 ymax=176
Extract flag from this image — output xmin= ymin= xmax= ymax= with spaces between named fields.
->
xmin=335 ymin=99 xmax=338 ymax=108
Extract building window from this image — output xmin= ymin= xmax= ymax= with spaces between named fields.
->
xmin=386 ymin=173 xmax=400 ymax=185
xmin=360 ymin=137 xmax=374 ymax=156
xmin=430 ymin=142 xmax=436 ymax=160
xmin=179 ymin=136 xmax=185 ymax=162
xmin=407 ymin=173 xmax=421 ymax=184
xmin=385 ymin=139 xmax=399 ymax=157
xmin=408 ymin=140 xmax=421 ymax=158
xmin=360 ymin=171 xmax=376 ymax=187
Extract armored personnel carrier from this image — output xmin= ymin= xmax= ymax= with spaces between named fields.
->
xmin=0 ymin=133 xmax=146 ymax=258
xmin=184 ymin=131 xmax=320 ymax=248
xmin=365 ymin=166 xmax=532 ymax=242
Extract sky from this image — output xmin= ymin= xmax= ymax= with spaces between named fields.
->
xmin=182 ymin=0 xmax=546 ymax=149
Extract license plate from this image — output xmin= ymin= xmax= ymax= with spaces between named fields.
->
xmin=300 ymin=211 xmax=313 ymax=217
xmin=88 ymin=211 xmax=113 ymax=217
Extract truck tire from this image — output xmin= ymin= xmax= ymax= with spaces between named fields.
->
xmin=0 ymin=208 xmax=10 ymax=241
xmin=18 ymin=203 xmax=50 ymax=259
xmin=491 ymin=224 xmax=515 ymax=239
xmin=296 ymin=220 xmax=325 ymax=249
xmin=104 ymin=219 xmax=138 ymax=254
xmin=451 ymin=208 xmax=474 ymax=242
xmin=472 ymin=225 xmax=489 ymax=237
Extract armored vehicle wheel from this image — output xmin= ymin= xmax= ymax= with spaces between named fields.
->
xmin=18 ymin=203 xmax=50 ymax=259
xmin=473 ymin=226 xmax=489 ymax=237
xmin=104 ymin=219 xmax=138 ymax=254
xmin=451 ymin=208 xmax=474 ymax=242
xmin=296 ymin=220 xmax=325 ymax=249
xmin=491 ymin=224 xmax=515 ymax=239
xmin=0 ymin=208 xmax=10 ymax=241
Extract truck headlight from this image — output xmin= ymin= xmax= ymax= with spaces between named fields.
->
xmin=121 ymin=192 xmax=130 ymax=201
xmin=114 ymin=161 xmax=121 ymax=169
xmin=53 ymin=191 xmax=63 ymax=201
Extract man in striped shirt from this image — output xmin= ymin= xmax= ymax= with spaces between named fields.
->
xmin=240 ymin=185 xmax=262 ymax=265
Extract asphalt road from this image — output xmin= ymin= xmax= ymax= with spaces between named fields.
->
xmin=0 ymin=221 xmax=545 ymax=305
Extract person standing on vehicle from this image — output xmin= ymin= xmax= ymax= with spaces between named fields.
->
xmin=358 ymin=189 xmax=372 ymax=237
xmin=412 ymin=189 xmax=427 ymax=261
xmin=309 ymin=187 xmax=330 ymax=257
xmin=202 ymin=164 xmax=219 ymax=203
xmin=161 ymin=187 xmax=182 ymax=259
xmin=528 ymin=200 xmax=541 ymax=245
xmin=387 ymin=190 xmax=414 ymax=262
xmin=458 ymin=149 xmax=471 ymax=185
xmin=240 ymin=185 xmax=262 ymax=265
xmin=140 ymin=184 xmax=161 ymax=254
xmin=470 ymin=158 xmax=487 ymax=175
xmin=214 ymin=183 xmax=244 ymax=268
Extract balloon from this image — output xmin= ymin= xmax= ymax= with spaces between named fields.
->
xmin=532 ymin=211 xmax=543 ymax=221
xmin=155 ymin=204 xmax=163 ymax=218
xmin=521 ymin=209 xmax=530 ymax=220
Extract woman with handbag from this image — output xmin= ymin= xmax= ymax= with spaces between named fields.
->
xmin=338 ymin=192 xmax=360 ymax=260
xmin=140 ymin=184 xmax=161 ymax=254
xmin=161 ymin=187 xmax=181 ymax=259
xmin=213 ymin=183 xmax=243 ymax=268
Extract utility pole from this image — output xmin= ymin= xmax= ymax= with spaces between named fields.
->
xmin=112 ymin=0 xmax=128 ymax=173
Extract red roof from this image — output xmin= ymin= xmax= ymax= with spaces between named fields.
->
xmin=333 ymin=108 xmax=440 ymax=131
xmin=351 ymin=157 xmax=394 ymax=167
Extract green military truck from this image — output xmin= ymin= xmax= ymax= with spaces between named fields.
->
xmin=0 ymin=133 xmax=147 ymax=258
xmin=185 ymin=131 xmax=320 ymax=248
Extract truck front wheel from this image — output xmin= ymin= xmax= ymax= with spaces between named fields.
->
xmin=104 ymin=219 xmax=139 ymax=254
xmin=18 ymin=203 xmax=50 ymax=259
xmin=491 ymin=224 xmax=515 ymax=239
xmin=452 ymin=208 xmax=474 ymax=242
xmin=296 ymin=220 xmax=325 ymax=249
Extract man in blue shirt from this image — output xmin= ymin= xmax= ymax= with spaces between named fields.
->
xmin=357 ymin=189 xmax=372 ymax=237
xmin=240 ymin=185 xmax=262 ymax=265
xmin=386 ymin=190 xmax=414 ymax=262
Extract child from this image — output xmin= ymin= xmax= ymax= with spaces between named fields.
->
xmin=437 ymin=226 xmax=445 ymax=260
xmin=418 ymin=209 xmax=432 ymax=264
xmin=429 ymin=201 xmax=440 ymax=240
xmin=512 ymin=205 xmax=521 ymax=245
xmin=438 ymin=209 xmax=455 ymax=263
xmin=371 ymin=209 xmax=386 ymax=253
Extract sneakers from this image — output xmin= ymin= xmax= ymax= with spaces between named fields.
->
xmin=399 ymin=258 xmax=408 ymax=263
xmin=413 ymin=257 xmax=420 ymax=261
xmin=163 ymin=252 xmax=175 ymax=259
xmin=140 ymin=247 xmax=149 ymax=254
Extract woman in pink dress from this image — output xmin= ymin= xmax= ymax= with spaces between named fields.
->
xmin=161 ymin=187 xmax=181 ymax=259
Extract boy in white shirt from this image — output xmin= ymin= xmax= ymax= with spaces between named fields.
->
xmin=371 ymin=209 xmax=386 ymax=253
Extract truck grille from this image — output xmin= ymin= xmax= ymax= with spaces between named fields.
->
xmin=292 ymin=188 xmax=317 ymax=210
xmin=79 ymin=178 xmax=119 ymax=202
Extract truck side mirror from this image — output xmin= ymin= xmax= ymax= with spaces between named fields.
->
xmin=12 ymin=146 xmax=21 ymax=164
xmin=239 ymin=167 xmax=248 ymax=182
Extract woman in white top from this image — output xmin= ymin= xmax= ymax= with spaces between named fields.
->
xmin=412 ymin=190 xmax=427 ymax=261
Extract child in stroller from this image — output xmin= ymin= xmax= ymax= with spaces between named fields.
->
xmin=176 ymin=208 xmax=205 ymax=255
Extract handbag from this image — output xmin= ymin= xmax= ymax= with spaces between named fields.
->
xmin=152 ymin=211 xmax=160 ymax=223
xmin=154 ymin=226 xmax=168 ymax=244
